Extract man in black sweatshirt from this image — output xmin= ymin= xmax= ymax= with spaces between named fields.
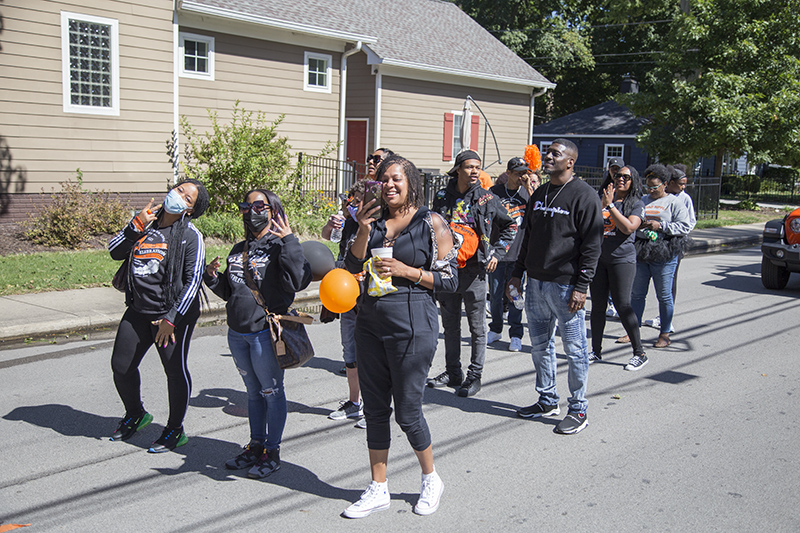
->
xmin=508 ymin=139 xmax=603 ymax=435
xmin=428 ymin=150 xmax=514 ymax=398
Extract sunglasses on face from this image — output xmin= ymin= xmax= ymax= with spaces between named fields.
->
xmin=367 ymin=154 xmax=383 ymax=164
xmin=645 ymin=184 xmax=663 ymax=191
xmin=238 ymin=200 xmax=270 ymax=213
xmin=616 ymin=174 xmax=633 ymax=181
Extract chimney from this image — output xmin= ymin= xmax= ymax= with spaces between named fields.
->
xmin=620 ymin=75 xmax=639 ymax=94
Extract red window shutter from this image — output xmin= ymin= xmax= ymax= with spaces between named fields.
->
xmin=443 ymin=112 xmax=454 ymax=161
xmin=470 ymin=115 xmax=480 ymax=151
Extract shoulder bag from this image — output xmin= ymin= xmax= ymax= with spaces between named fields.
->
xmin=242 ymin=240 xmax=315 ymax=369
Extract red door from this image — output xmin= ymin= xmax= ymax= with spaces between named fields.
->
xmin=346 ymin=119 xmax=368 ymax=179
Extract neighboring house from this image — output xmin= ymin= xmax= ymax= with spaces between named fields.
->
xmin=532 ymin=99 xmax=651 ymax=174
xmin=0 ymin=0 xmax=553 ymax=223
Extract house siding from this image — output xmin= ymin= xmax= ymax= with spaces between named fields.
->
xmin=178 ymin=27 xmax=341 ymax=158
xmin=379 ymin=76 xmax=531 ymax=175
xmin=1 ymin=0 xmax=175 ymax=217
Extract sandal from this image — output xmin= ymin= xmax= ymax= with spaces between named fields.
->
xmin=653 ymin=334 xmax=670 ymax=349
xmin=615 ymin=335 xmax=630 ymax=344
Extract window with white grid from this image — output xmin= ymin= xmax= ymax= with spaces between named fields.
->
xmin=61 ymin=11 xmax=119 ymax=115
xmin=604 ymin=144 xmax=624 ymax=166
xmin=180 ymin=33 xmax=215 ymax=80
xmin=304 ymin=52 xmax=332 ymax=93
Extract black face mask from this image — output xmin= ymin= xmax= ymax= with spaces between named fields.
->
xmin=244 ymin=210 xmax=270 ymax=235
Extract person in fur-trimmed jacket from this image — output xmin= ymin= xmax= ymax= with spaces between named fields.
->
xmin=428 ymin=150 xmax=514 ymax=398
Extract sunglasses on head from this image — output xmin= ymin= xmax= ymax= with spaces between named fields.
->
xmin=238 ymin=200 xmax=270 ymax=213
xmin=367 ymin=154 xmax=383 ymax=164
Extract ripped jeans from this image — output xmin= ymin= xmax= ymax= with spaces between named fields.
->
xmin=227 ymin=328 xmax=287 ymax=450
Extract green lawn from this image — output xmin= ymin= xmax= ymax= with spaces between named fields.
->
xmin=695 ymin=206 xmax=790 ymax=229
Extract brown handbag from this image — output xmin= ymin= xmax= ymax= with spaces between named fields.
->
xmin=242 ymin=241 xmax=315 ymax=369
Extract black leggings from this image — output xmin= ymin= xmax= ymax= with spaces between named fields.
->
xmin=111 ymin=306 xmax=199 ymax=428
xmin=590 ymin=261 xmax=644 ymax=357
xmin=356 ymin=292 xmax=438 ymax=452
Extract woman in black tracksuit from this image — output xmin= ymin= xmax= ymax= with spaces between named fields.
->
xmin=204 ymin=189 xmax=311 ymax=479
xmin=342 ymin=155 xmax=458 ymax=519
xmin=589 ymin=166 xmax=646 ymax=369
xmin=108 ymin=179 xmax=209 ymax=453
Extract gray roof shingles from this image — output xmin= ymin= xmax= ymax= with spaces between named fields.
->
xmin=180 ymin=0 xmax=552 ymax=87
xmin=534 ymin=100 xmax=647 ymax=136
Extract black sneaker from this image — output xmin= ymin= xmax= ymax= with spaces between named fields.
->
xmin=225 ymin=442 xmax=265 ymax=470
xmin=588 ymin=351 xmax=602 ymax=364
xmin=148 ymin=426 xmax=188 ymax=453
xmin=426 ymin=370 xmax=463 ymax=389
xmin=516 ymin=402 xmax=560 ymax=419
xmin=624 ymin=353 xmax=649 ymax=371
xmin=456 ymin=375 xmax=481 ymax=397
xmin=248 ymin=447 xmax=281 ymax=479
xmin=110 ymin=412 xmax=153 ymax=441
xmin=555 ymin=411 xmax=588 ymax=435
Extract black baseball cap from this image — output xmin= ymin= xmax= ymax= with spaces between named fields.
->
xmin=507 ymin=157 xmax=531 ymax=173
xmin=447 ymin=150 xmax=482 ymax=176
xmin=607 ymin=157 xmax=625 ymax=169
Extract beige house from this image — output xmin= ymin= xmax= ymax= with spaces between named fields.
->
xmin=0 ymin=0 xmax=553 ymax=223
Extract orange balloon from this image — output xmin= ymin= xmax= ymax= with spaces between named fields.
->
xmin=319 ymin=268 xmax=360 ymax=313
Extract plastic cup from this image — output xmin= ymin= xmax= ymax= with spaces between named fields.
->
xmin=371 ymin=247 xmax=393 ymax=259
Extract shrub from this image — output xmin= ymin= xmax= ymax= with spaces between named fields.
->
xmin=23 ymin=171 xmax=131 ymax=248
xmin=173 ymin=101 xmax=338 ymax=236
xmin=191 ymin=211 xmax=243 ymax=242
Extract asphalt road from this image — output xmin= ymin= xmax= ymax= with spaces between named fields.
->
xmin=1 ymin=246 xmax=799 ymax=532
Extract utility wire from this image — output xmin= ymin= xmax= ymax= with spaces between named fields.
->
xmin=488 ymin=19 xmax=675 ymax=33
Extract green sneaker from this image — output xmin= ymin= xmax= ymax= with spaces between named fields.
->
xmin=148 ymin=426 xmax=188 ymax=453
xmin=110 ymin=412 xmax=153 ymax=441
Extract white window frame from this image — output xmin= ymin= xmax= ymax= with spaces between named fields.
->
xmin=61 ymin=11 xmax=120 ymax=116
xmin=304 ymin=51 xmax=332 ymax=93
xmin=451 ymin=112 xmax=465 ymax=160
xmin=179 ymin=32 xmax=215 ymax=81
xmin=540 ymin=141 xmax=553 ymax=154
xmin=604 ymin=144 xmax=624 ymax=166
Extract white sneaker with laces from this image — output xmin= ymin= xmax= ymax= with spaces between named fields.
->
xmin=509 ymin=337 xmax=522 ymax=352
xmin=487 ymin=331 xmax=502 ymax=345
xmin=606 ymin=303 xmax=619 ymax=317
xmin=644 ymin=316 xmax=675 ymax=332
xmin=414 ymin=470 xmax=443 ymax=516
xmin=343 ymin=480 xmax=390 ymax=518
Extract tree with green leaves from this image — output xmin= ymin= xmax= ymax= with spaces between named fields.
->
xmin=622 ymin=0 xmax=800 ymax=174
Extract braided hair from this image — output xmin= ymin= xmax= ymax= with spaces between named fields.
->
xmin=161 ymin=179 xmax=209 ymax=306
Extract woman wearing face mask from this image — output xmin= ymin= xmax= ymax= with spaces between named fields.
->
xmin=204 ymin=189 xmax=311 ymax=479
xmin=108 ymin=179 xmax=209 ymax=453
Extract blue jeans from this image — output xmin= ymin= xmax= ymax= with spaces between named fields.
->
xmin=227 ymin=329 xmax=287 ymax=450
xmin=340 ymin=308 xmax=357 ymax=364
xmin=489 ymin=262 xmax=524 ymax=339
xmin=525 ymin=279 xmax=589 ymax=413
xmin=631 ymin=256 xmax=679 ymax=334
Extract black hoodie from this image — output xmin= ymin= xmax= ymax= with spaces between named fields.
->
xmin=204 ymin=233 xmax=312 ymax=334
xmin=432 ymin=177 xmax=515 ymax=268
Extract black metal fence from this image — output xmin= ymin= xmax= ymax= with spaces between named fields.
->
xmin=299 ymin=158 xmax=721 ymax=220
xmin=720 ymin=174 xmax=799 ymax=204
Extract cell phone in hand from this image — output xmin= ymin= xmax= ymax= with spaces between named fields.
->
xmin=363 ymin=181 xmax=384 ymax=219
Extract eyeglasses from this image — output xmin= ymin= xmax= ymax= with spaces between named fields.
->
xmin=238 ymin=200 xmax=270 ymax=213
xmin=616 ymin=174 xmax=632 ymax=181
xmin=645 ymin=184 xmax=663 ymax=191
xmin=367 ymin=154 xmax=383 ymax=164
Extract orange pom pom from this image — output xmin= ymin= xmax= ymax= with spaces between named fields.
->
xmin=524 ymin=145 xmax=541 ymax=171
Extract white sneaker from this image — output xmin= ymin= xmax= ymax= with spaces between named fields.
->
xmin=343 ymin=480 xmax=390 ymax=518
xmin=414 ymin=470 xmax=443 ymax=516
xmin=355 ymin=417 xmax=367 ymax=429
xmin=606 ymin=303 xmax=619 ymax=317
xmin=509 ymin=337 xmax=522 ymax=352
xmin=487 ymin=331 xmax=502 ymax=345
xmin=644 ymin=316 xmax=660 ymax=329
xmin=644 ymin=316 xmax=675 ymax=332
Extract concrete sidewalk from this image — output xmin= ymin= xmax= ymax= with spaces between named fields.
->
xmin=0 ymin=222 xmax=767 ymax=343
